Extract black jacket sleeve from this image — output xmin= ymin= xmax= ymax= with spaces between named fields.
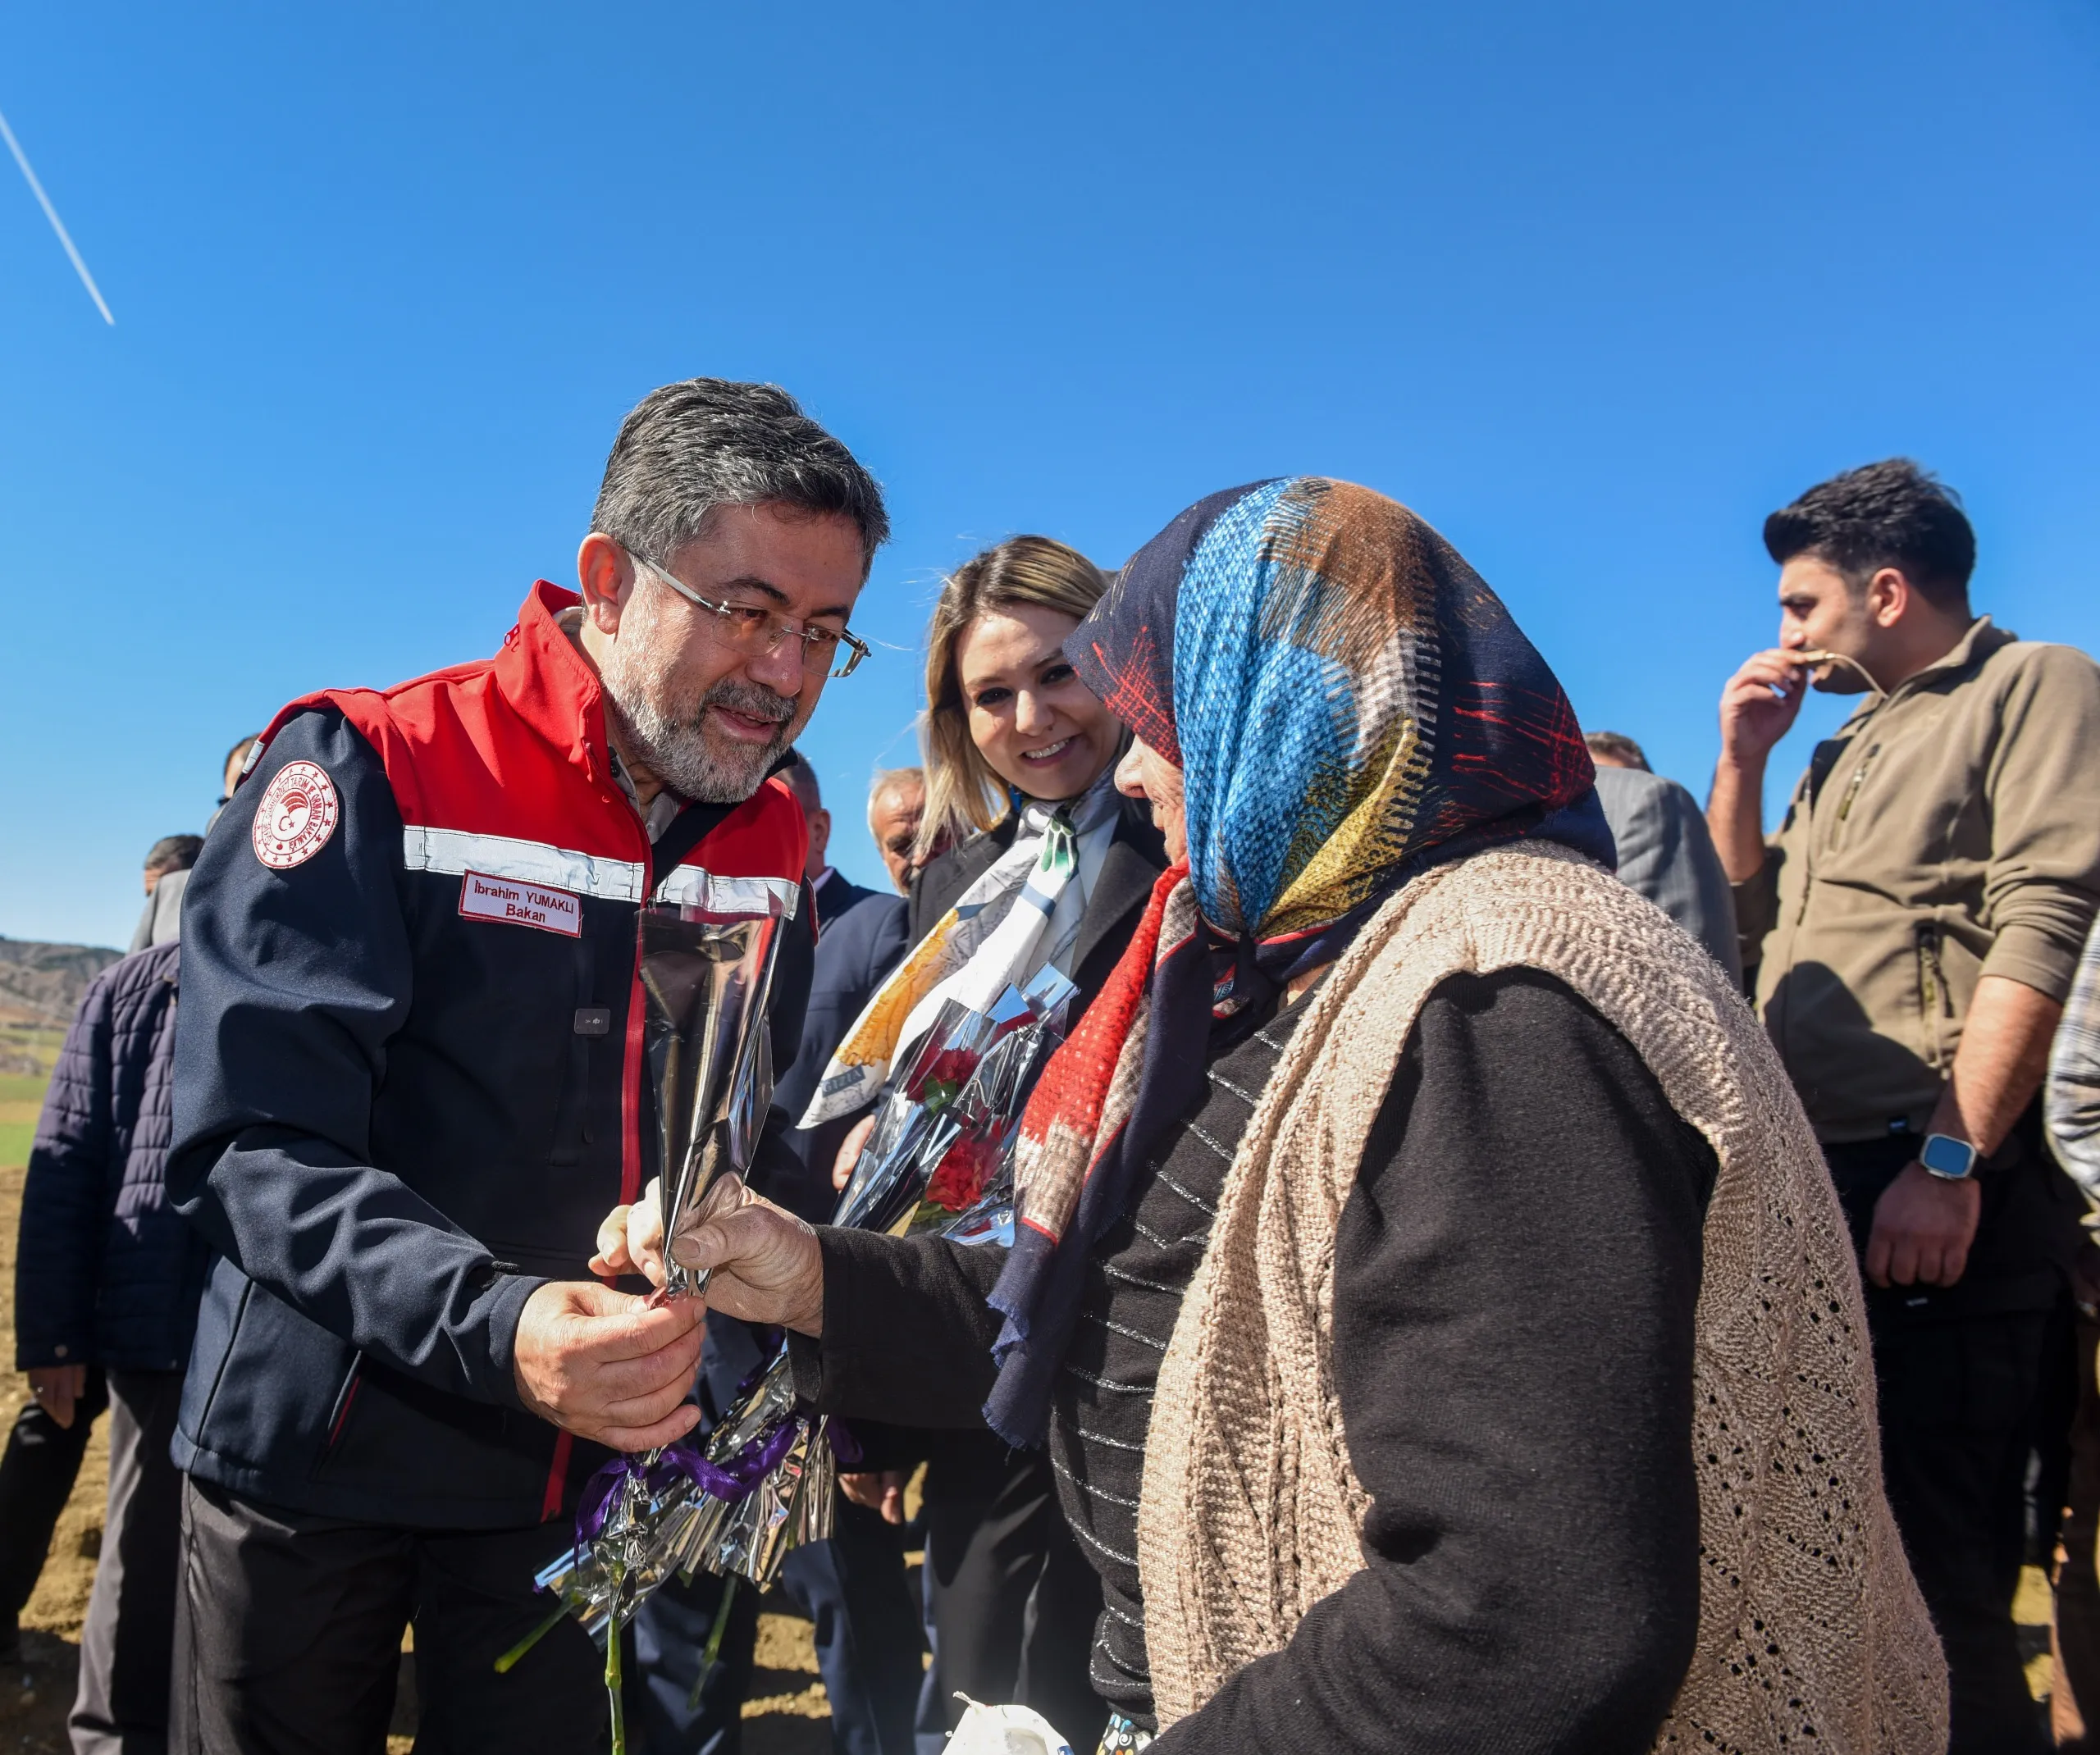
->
xmin=167 ymin=709 xmax=541 ymax=1407
xmin=1158 ymin=969 xmax=1717 ymax=1753
xmin=787 ymin=1227 xmax=1004 ymax=1426
xmin=14 ymin=967 xmax=116 ymax=1369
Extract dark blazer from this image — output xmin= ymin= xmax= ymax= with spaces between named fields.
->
xmin=16 ymin=941 xmax=207 ymax=1373
xmin=909 ymin=795 xmax=1169 ymax=1024
xmin=760 ymin=869 xmax=911 ymax=1222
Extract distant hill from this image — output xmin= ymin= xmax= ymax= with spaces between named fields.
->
xmin=0 ymin=937 xmax=126 ymax=1028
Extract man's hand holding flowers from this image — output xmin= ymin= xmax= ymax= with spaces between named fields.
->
xmin=511 ymin=1282 xmax=705 ymax=1452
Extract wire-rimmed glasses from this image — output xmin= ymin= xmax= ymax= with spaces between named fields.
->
xmin=630 ymin=548 xmax=870 ymax=679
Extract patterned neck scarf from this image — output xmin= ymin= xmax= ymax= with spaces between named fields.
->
xmin=798 ymin=764 xmax=1124 ymax=1128
xmin=980 ymin=477 xmax=1614 ymax=1446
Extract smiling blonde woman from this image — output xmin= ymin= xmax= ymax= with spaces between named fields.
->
xmin=919 ymin=535 xmax=1125 ymax=857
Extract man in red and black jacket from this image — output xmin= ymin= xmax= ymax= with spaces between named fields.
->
xmin=166 ymin=380 xmax=887 ymax=1753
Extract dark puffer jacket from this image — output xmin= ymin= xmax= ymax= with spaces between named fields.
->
xmin=14 ymin=941 xmax=204 ymax=1372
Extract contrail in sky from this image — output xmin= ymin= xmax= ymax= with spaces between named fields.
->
xmin=0 ymin=103 xmax=114 ymax=325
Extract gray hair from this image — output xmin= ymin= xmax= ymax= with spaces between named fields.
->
xmin=867 ymin=765 xmax=924 ymax=818
xmin=591 ymin=378 xmax=889 ymax=572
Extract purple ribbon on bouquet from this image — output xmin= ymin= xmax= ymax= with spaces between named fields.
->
xmin=574 ymin=1417 xmax=864 ymax=1550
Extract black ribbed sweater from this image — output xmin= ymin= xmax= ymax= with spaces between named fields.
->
xmin=1047 ymin=999 xmax=1299 ymax=1723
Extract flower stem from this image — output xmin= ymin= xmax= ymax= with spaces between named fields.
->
xmin=686 ymin=1573 xmax=739 ymax=1711
xmin=493 ymin=1600 xmax=568 ymax=1675
xmin=607 ymin=1613 xmax=626 ymax=1755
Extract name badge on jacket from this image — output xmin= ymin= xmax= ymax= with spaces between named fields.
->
xmin=458 ymin=871 xmax=582 ymax=937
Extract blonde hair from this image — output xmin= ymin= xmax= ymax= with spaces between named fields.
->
xmin=920 ymin=536 xmax=1111 ymax=857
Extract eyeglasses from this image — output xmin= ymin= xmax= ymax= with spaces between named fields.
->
xmin=630 ymin=549 xmax=870 ymax=679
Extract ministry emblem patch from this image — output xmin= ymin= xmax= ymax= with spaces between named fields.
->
xmin=251 ymin=760 xmax=340 ymax=870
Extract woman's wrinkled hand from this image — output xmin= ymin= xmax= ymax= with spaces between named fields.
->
xmin=591 ymin=1175 xmax=825 ymax=1336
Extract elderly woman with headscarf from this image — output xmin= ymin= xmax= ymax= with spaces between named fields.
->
xmin=600 ymin=480 xmax=1947 ymax=1754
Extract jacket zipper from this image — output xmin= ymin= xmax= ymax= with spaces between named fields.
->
xmin=621 ymin=896 xmax=649 ymax=1209
xmin=546 ymin=801 xmax=654 ymax=1525
xmin=550 ymin=941 xmax=598 ymax=1167
xmin=1916 ymin=923 xmax=1954 ymax=1018
xmin=1915 ymin=921 xmax=1954 ymax=1073
xmin=1793 ymin=732 xmax=1879 ymax=930
xmin=1835 ymin=743 xmax=1879 ymax=827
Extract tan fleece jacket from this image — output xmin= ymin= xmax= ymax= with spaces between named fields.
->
xmin=1737 ymin=617 xmax=2100 ymax=1143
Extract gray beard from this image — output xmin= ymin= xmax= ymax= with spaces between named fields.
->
xmin=600 ymin=632 xmax=794 ymax=805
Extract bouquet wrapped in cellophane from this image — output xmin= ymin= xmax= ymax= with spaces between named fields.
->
xmin=832 ymin=963 xmax=1077 ymax=1247
xmin=498 ymin=872 xmax=802 ymax=1746
xmin=650 ymin=961 xmax=1077 ymax=1589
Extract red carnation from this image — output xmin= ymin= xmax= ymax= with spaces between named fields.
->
xmin=924 ymin=1133 xmax=999 ymax=1212
xmin=908 ymin=1046 xmax=980 ymax=1104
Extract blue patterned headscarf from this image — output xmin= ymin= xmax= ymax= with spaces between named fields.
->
xmin=1074 ymin=476 xmax=1610 ymax=936
xmin=980 ymin=476 xmax=1614 ymax=1447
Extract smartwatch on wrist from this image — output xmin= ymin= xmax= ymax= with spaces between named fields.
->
xmin=1920 ymin=1133 xmax=1979 ymax=1181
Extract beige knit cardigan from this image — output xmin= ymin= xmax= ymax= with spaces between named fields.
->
xmin=1134 ymin=842 xmax=1948 ymax=1752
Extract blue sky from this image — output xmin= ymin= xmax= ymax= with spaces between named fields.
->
xmin=2 ymin=1 xmax=2096 ymax=947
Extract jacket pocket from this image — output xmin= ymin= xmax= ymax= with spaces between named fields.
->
xmin=185 ymin=1282 xmax=362 ymax=1483
xmin=312 ymin=1355 xmax=364 ymax=1476
xmin=184 ymin=1268 xmax=253 ymax=1444
xmin=294 ymin=1356 xmax=552 ymax=1511
xmin=1915 ymin=921 xmax=1955 ymax=1071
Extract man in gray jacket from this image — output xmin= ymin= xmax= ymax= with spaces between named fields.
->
xmin=1582 ymin=732 xmax=1739 ymax=983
